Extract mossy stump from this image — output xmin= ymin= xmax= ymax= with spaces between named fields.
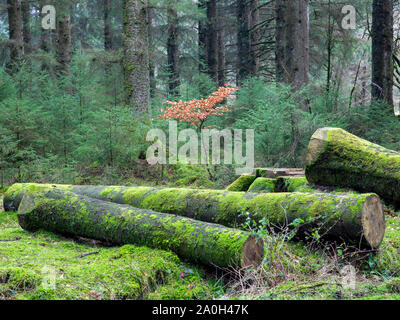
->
xmin=17 ymin=188 xmax=264 ymax=269
xmin=305 ymin=127 xmax=400 ymax=207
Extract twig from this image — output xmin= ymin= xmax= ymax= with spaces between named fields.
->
xmin=75 ymin=251 xmax=100 ymax=258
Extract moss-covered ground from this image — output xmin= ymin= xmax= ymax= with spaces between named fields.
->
xmin=0 ymin=195 xmax=220 ymax=300
xmin=1 ymin=192 xmax=400 ymax=300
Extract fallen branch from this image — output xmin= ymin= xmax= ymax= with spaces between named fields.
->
xmin=76 ymin=251 xmax=100 ymax=258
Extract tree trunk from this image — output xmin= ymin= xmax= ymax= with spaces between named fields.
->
xmin=122 ymin=0 xmax=150 ymax=117
xmin=198 ymin=0 xmax=208 ymax=74
xmin=6 ymin=183 xmax=385 ymax=248
xmin=275 ymin=0 xmax=309 ymax=91
xmin=237 ymin=0 xmax=250 ymax=84
xmin=372 ymin=0 xmax=394 ymax=108
xmin=217 ymin=1 xmax=226 ymax=87
xmin=17 ymin=188 xmax=264 ymax=268
xmin=21 ymin=0 xmax=31 ymax=54
xmin=6 ymin=0 xmax=24 ymax=71
xmin=167 ymin=2 xmax=180 ymax=97
xmin=56 ymin=6 xmax=72 ymax=76
xmin=305 ymin=127 xmax=400 ymax=208
xmin=250 ymin=0 xmax=259 ymax=76
xmin=148 ymin=7 xmax=156 ymax=97
xmin=206 ymin=0 xmax=218 ymax=83
xmin=104 ymin=0 xmax=112 ymax=51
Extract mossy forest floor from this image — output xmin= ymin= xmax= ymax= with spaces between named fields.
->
xmin=1 ymin=193 xmax=400 ymax=300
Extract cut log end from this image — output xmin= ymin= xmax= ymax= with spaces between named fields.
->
xmin=241 ymin=235 xmax=264 ymax=268
xmin=306 ymin=127 xmax=333 ymax=164
xmin=362 ymin=195 xmax=385 ymax=249
xmin=17 ymin=194 xmax=37 ymax=232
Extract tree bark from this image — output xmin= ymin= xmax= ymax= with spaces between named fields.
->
xmin=275 ymin=0 xmax=309 ymax=91
xmin=6 ymin=183 xmax=385 ymax=248
xmin=148 ymin=7 xmax=156 ymax=97
xmin=305 ymin=127 xmax=400 ymax=207
xmin=372 ymin=0 xmax=394 ymax=108
xmin=56 ymin=5 xmax=72 ymax=76
xmin=122 ymin=0 xmax=150 ymax=117
xmin=17 ymin=188 xmax=264 ymax=268
xmin=198 ymin=0 xmax=208 ymax=74
xmin=237 ymin=0 xmax=251 ymax=84
xmin=250 ymin=0 xmax=259 ymax=76
xmin=104 ymin=0 xmax=112 ymax=51
xmin=6 ymin=0 xmax=24 ymax=71
xmin=206 ymin=0 xmax=218 ymax=83
xmin=21 ymin=0 xmax=31 ymax=54
xmin=167 ymin=2 xmax=180 ymax=97
xmin=217 ymin=1 xmax=226 ymax=87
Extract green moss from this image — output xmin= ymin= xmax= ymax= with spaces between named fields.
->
xmin=283 ymin=177 xmax=312 ymax=192
xmin=248 ymin=178 xmax=276 ymax=193
xmin=0 ymin=210 xmax=215 ymax=300
xmin=375 ymin=216 xmax=400 ymax=276
xmin=226 ymin=175 xmax=256 ymax=192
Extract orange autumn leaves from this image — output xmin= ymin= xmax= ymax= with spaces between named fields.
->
xmin=156 ymin=86 xmax=238 ymax=128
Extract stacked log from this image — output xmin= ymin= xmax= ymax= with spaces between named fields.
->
xmin=305 ymin=127 xmax=400 ymax=207
xmin=17 ymin=188 xmax=265 ymax=268
xmin=6 ymin=183 xmax=386 ymax=248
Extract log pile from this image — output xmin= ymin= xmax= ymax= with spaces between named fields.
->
xmin=4 ymin=127 xmax=398 ymax=266
xmin=17 ymin=188 xmax=264 ymax=268
xmin=5 ymin=183 xmax=385 ymax=249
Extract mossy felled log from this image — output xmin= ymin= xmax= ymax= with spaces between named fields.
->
xmin=255 ymin=168 xmax=305 ymax=178
xmin=3 ymin=183 xmax=71 ymax=211
xmin=17 ymin=188 xmax=264 ymax=268
xmin=247 ymin=178 xmax=276 ymax=193
xmin=247 ymin=177 xmax=357 ymax=194
xmin=305 ymin=127 xmax=400 ymax=207
xmin=7 ymin=183 xmax=386 ymax=248
xmin=226 ymin=174 xmax=256 ymax=192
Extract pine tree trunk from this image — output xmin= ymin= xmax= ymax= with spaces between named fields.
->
xmin=206 ymin=0 xmax=218 ymax=83
xmin=167 ymin=2 xmax=180 ymax=97
xmin=122 ymin=0 xmax=150 ymax=117
xmin=237 ymin=0 xmax=250 ymax=84
xmin=250 ymin=0 xmax=259 ymax=76
xmin=198 ymin=0 xmax=208 ymax=75
xmin=275 ymin=0 xmax=309 ymax=91
xmin=372 ymin=0 xmax=394 ymax=108
xmin=148 ymin=7 xmax=156 ymax=97
xmin=104 ymin=0 xmax=112 ymax=51
xmin=6 ymin=183 xmax=386 ymax=248
xmin=17 ymin=188 xmax=264 ymax=268
xmin=6 ymin=0 xmax=24 ymax=71
xmin=21 ymin=0 xmax=31 ymax=54
xmin=217 ymin=0 xmax=226 ymax=87
xmin=56 ymin=5 xmax=72 ymax=76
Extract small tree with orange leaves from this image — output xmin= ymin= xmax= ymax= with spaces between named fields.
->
xmin=157 ymin=86 xmax=238 ymax=130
